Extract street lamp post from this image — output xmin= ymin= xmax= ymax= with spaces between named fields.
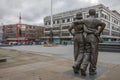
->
xmin=51 ymin=0 xmax=53 ymax=28
xmin=50 ymin=0 xmax=53 ymax=43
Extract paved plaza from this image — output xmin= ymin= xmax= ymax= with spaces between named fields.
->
xmin=2 ymin=45 xmax=120 ymax=64
xmin=0 ymin=45 xmax=120 ymax=80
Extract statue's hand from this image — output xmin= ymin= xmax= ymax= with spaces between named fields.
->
xmin=94 ymin=31 xmax=100 ymax=36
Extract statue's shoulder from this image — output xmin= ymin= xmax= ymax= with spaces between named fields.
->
xmin=93 ymin=18 xmax=102 ymax=23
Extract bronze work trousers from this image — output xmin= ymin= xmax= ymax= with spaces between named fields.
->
xmin=73 ymin=34 xmax=85 ymax=69
xmin=74 ymin=34 xmax=85 ymax=61
xmin=79 ymin=34 xmax=99 ymax=72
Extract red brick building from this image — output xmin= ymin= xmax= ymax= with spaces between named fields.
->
xmin=2 ymin=24 xmax=44 ymax=43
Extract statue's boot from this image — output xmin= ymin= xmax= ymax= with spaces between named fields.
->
xmin=72 ymin=66 xmax=79 ymax=74
xmin=89 ymin=71 xmax=97 ymax=75
xmin=80 ymin=67 xmax=86 ymax=76
xmin=89 ymin=68 xmax=97 ymax=75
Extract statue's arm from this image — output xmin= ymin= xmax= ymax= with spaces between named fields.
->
xmin=68 ymin=24 xmax=74 ymax=36
xmin=97 ymin=22 xmax=106 ymax=35
xmin=84 ymin=26 xmax=95 ymax=34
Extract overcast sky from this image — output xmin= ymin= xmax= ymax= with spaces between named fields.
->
xmin=0 ymin=0 xmax=120 ymax=25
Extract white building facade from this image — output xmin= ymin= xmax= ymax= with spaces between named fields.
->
xmin=44 ymin=4 xmax=120 ymax=44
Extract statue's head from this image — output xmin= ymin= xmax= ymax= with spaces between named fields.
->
xmin=89 ymin=9 xmax=96 ymax=16
xmin=75 ymin=12 xmax=82 ymax=20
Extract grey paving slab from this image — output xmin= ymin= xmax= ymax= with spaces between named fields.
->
xmin=0 ymin=48 xmax=120 ymax=80
xmin=1 ymin=45 xmax=120 ymax=64
xmin=64 ymin=65 xmax=109 ymax=80
xmin=97 ymin=65 xmax=120 ymax=80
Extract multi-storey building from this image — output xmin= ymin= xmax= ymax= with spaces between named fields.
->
xmin=44 ymin=4 xmax=120 ymax=44
xmin=2 ymin=24 xmax=44 ymax=43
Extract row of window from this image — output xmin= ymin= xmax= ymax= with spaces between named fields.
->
xmin=45 ymin=26 xmax=70 ymax=31
xmin=112 ymin=25 xmax=120 ymax=31
xmin=84 ymin=13 xmax=98 ymax=18
xmin=3 ymin=26 xmax=37 ymax=30
xmin=4 ymin=25 xmax=16 ymax=28
xmin=101 ymin=13 xmax=120 ymax=25
xmin=4 ymin=34 xmax=16 ymax=38
xmin=26 ymin=34 xmax=36 ymax=37
xmin=102 ymin=29 xmax=110 ymax=35
xmin=28 ymin=26 xmax=36 ymax=29
xmin=53 ymin=27 xmax=60 ymax=30
xmin=101 ymin=13 xmax=109 ymax=20
xmin=112 ymin=31 xmax=120 ymax=37
xmin=111 ymin=31 xmax=120 ymax=37
xmin=45 ymin=33 xmax=70 ymax=37
xmin=45 ymin=27 xmax=60 ymax=31
xmin=5 ymin=30 xmax=16 ymax=33
xmin=45 ymin=30 xmax=120 ymax=37
xmin=45 ymin=18 xmax=73 ymax=25
xmin=45 ymin=32 xmax=60 ymax=36
xmin=62 ymin=33 xmax=70 ymax=36
xmin=27 ymin=30 xmax=36 ymax=33
xmin=45 ymin=13 xmax=99 ymax=26
xmin=112 ymin=17 xmax=119 ymax=25
xmin=62 ymin=26 xmax=69 ymax=29
xmin=45 ymin=31 xmax=70 ymax=36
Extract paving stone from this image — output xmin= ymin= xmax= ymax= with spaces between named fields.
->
xmin=97 ymin=65 xmax=120 ymax=80
xmin=0 ymin=48 xmax=120 ymax=80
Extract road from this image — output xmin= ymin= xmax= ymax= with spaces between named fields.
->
xmin=1 ymin=45 xmax=120 ymax=64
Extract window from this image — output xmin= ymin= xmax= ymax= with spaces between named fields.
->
xmin=45 ymin=33 xmax=50 ymax=36
xmin=112 ymin=31 xmax=119 ymax=37
xmin=102 ymin=29 xmax=110 ymax=35
xmin=48 ymin=22 xmax=51 ymax=25
xmin=29 ymin=26 xmax=32 ymax=29
xmin=45 ymin=28 xmax=51 ymax=31
xmin=45 ymin=22 xmax=47 ymax=25
xmin=112 ymin=25 xmax=119 ymax=31
xmin=62 ymin=19 xmax=65 ymax=23
xmin=95 ymin=13 xmax=98 ymax=18
xmin=7 ymin=34 xmax=16 ymax=38
xmin=101 ymin=13 xmax=109 ymax=20
xmin=101 ymin=13 xmax=104 ymax=17
xmin=67 ymin=18 xmax=70 ymax=22
xmin=53 ymin=27 xmax=60 ymax=30
xmin=112 ymin=17 xmax=119 ymax=24
xmin=70 ymin=18 xmax=74 ymax=22
xmin=62 ymin=33 xmax=70 ymax=36
xmin=53 ymin=21 xmax=55 ymax=24
xmin=57 ymin=20 xmax=59 ymax=24
xmin=53 ymin=32 xmax=60 ymax=36
xmin=62 ymin=26 xmax=69 ymax=29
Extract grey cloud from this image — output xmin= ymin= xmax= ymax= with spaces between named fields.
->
xmin=0 ymin=0 xmax=120 ymax=25
xmin=99 ymin=0 xmax=120 ymax=12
